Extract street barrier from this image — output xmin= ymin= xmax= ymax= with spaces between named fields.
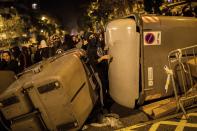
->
xmin=168 ymin=44 xmax=197 ymax=117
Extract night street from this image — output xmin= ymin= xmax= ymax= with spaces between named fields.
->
xmin=0 ymin=0 xmax=197 ymax=131
xmin=84 ymin=103 xmax=197 ymax=131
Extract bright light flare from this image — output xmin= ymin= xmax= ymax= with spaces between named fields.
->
xmin=32 ymin=3 xmax=38 ymax=10
xmin=41 ymin=16 xmax=46 ymax=21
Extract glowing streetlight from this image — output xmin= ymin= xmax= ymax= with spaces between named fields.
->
xmin=41 ymin=16 xmax=46 ymax=21
xmin=32 ymin=3 xmax=38 ymax=10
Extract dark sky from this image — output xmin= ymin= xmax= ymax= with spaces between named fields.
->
xmin=39 ymin=0 xmax=91 ymax=32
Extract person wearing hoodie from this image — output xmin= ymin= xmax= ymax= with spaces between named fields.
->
xmin=1 ymin=51 xmax=19 ymax=74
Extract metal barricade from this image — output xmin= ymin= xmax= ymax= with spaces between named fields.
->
xmin=168 ymin=45 xmax=197 ymax=117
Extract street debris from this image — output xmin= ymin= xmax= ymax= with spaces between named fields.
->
xmin=82 ymin=113 xmax=124 ymax=130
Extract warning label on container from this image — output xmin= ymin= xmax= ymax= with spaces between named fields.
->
xmin=148 ymin=67 xmax=154 ymax=87
xmin=144 ymin=31 xmax=161 ymax=46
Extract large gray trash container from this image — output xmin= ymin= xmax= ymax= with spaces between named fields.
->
xmin=0 ymin=49 xmax=97 ymax=131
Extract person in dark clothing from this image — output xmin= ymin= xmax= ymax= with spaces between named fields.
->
xmin=82 ymin=32 xmax=92 ymax=51
xmin=63 ymin=34 xmax=75 ymax=51
xmin=1 ymin=51 xmax=19 ymax=74
xmin=40 ymin=47 xmax=50 ymax=59
xmin=48 ymin=34 xmax=64 ymax=56
xmin=97 ymin=33 xmax=109 ymax=92
xmin=0 ymin=51 xmax=6 ymax=69
xmin=10 ymin=46 xmax=26 ymax=72
xmin=194 ymin=6 xmax=197 ymax=17
xmin=0 ymin=59 xmax=7 ymax=70
xmin=52 ymin=41 xmax=64 ymax=55
xmin=86 ymin=33 xmax=112 ymax=110
xmin=81 ymin=39 xmax=88 ymax=51
xmin=87 ymin=33 xmax=110 ymax=71
xmin=144 ymin=0 xmax=154 ymax=13
xmin=144 ymin=0 xmax=163 ymax=14
xmin=22 ymin=46 xmax=32 ymax=67
xmin=34 ymin=48 xmax=42 ymax=63
xmin=34 ymin=40 xmax=50 ymax=63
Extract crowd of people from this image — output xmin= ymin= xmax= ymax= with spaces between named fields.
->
xmin=0 ymin=31 xmax=109 ymax=72
xmin=0 ymin=30 xmax=112 ymax=110
xmin=0 ymin=34 xmax=68 ymax=74
xmin=143 ymin=0 xmax=197 ymax=17
xmin=160 ymin=2 xmax=197 ymax=16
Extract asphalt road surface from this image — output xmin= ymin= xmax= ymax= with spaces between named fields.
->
xmin=83 ymin=103 xmax=197 ymax=131
xmin=118 ymin=112 xmax=197 ymax=131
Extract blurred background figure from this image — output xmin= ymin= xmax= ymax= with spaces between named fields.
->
xmin=22 ymin=46 xmax=32 ymax=67
xmin=1 ymin=51 xmax=19 ymax=74
xmin=10 ymin=46 xmax=26 ymax=72
xmin=48 ymin=34 xmax=64 ymax=55
xmin=34 ymin=39 xmax=50 ymax=63
xmin=182 ymin=4 xmax=195 ymax=17
xmin=0 ymin=51 xmax=5 ymax=70
xmin=194 ymin=6 xmax=197 ymax=17
xmin=63 ymin=34 xmax=75 ymax=51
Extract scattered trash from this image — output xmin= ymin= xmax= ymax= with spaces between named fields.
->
xmin=84 ymin=113 xmax=124 ymax=129
xmin=81 ymin=125 xmax=89 ymax=130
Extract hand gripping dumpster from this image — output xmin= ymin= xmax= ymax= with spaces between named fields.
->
xmin=0 ymin=49 xmax=98 ymax=131
xmin=105 ymin=14 xmax=197 ymax=109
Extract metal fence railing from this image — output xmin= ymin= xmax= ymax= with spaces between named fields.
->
xmin=168 ymin=45 xmax=197 ymax=118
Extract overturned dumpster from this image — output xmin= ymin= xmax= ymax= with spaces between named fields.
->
xmin=105 ymin=14 xmax=197 ymax=109
xmin=0 ymin=49 xmax=99 ymax=131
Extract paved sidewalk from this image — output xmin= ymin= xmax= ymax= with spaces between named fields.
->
xmin=118 ymin=112 xmax=197 ymax=131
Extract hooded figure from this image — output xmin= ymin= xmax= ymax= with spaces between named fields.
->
xmin=86 ymin=33 xmax=99 ymax=68
xmin=86 ymin=33 xmax=112 ymax=109
xmin=63 ymin=34 xmax=75 ymax=51
xmin=10 ymin=46 xmax=26 ymax=72
xmin=1 ymin=51 xmax=19 ymax=74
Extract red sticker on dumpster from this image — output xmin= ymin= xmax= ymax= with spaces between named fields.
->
xmin=144 ymin=31 xmax=161 ymax=46
xmin=145 ymin=33 xmax=155 ymax=44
